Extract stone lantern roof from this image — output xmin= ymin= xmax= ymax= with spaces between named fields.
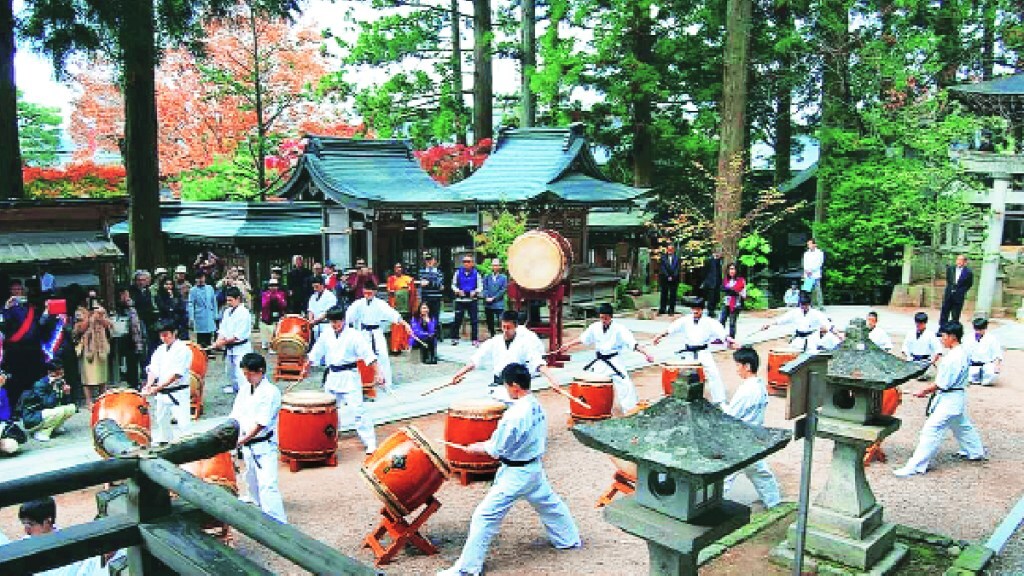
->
xmin=826 ymin=318 xmax=926 ymax=389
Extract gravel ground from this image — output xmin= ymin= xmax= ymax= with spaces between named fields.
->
xmin=2 ymin=324 xmax=1023 ymax=575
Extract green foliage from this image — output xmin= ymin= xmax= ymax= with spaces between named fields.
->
xmin=472 ymin=211 xmax=527 ymax=270
xmin=742 ymin=284 xmax=769 ymax=311
xmin=17 ymin=91 xmax=63 ymax=166
xmin=178 ymin=156 xmax=258 ymax=201
xmin=737 ymin=232 xmax=771 ymax=270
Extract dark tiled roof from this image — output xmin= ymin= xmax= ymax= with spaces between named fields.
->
xmin=110 ymin=202 xmax=322 ymax=239
xmin=0 ymin=232 xmax=123 ymax=264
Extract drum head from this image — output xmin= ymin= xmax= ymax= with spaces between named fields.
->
xmin=574 ymin=372 xmax=613 ymax=384
xmin=282 ymin=391 xmax=335 ymax=407
xmin=404 ymin=425 xmax=452 ymax=477
xmin=663 ymin=360 xmax=702 ymax=368
xmin=508 ymin=232 xmax=564 ymax=291
xmin=449 ymin=398 xmax=507 ymax=418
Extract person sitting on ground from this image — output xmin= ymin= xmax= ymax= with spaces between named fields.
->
xmin=967 ymin=317 xmax=1002 ymax=386
xmin=17 ymin=361 xmax=76 ymax=442
xmin=410 ymin=302 xmax=438 ymax=364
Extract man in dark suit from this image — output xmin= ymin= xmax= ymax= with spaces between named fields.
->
xmin=940 ymin=254 xmax=973 ymax=328
xmin=700 ymin=251 xmax=723 ymax=315
xmin=658 ymin=245 xmax=682 ymax=315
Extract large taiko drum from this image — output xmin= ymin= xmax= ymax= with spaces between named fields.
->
xmin=186 ymin=341 xmax=208 ymax=419
xmin=569 ymin=372 xmax=615 ymax=421
xmin=767 ymin=349 xmax=800 ymax=396
xmin=445 ymin=399 xmax=507 ymax=473
xmin=181 ymin=451 xmax=238 ymax=493
xmin=507 ymin=230 xmax=574 ymax=292
xmin=661 ymin=360 xmax=705 ymax=396
xmin=91 ymin=389 xmax=151 ymax=457
xmin=273 ymin=315 xmax=312 ymax=357
xmin=360 ymin=426 xmax=451 ymax=518
xmin=278 ymin=391 xmax=338 ymax=469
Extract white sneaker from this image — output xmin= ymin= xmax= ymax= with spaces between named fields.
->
xmin=33 ymin=432 xmax=51 ymax=442
xmin=222 ymin=385 xmax=235 ymax=394
xmin=892 ymin=467 xmax=922 ymax=478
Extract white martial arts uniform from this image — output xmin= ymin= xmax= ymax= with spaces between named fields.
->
xmin=345 ymin=297 xmax=401 ymax=387
xmin=967 ymin=332 xmax=1002 ymax=386
xmin=470 ymin=326 xmax=547 ymax=403
xmin=664 ymin=314 xmax=729 ymax=404
xmin=447 ymin=393 xmax=580 ymax=575
xmin=868 ymin=326 xmax=893 ymax=352
xmin=218 ymin=304 xmax=253 ymax=393
xmin=901 ymin=328 xmax=942 ymax=379
xmin=229 ymin=376 xmax=287 ymax=523
xmin=899 ymin=345 xmax=986 ymax=474
xmin=817 ymin=330 xmax=843 ymax=352
xmin=308 ymin=326 xmax=378 ymax=452
xmin=146 ymin=339 xmax=192 ymax=444
xmin=772 ymin=307 xmax=830 ymax=353
xmin=578 ymin=321 xmax=639 ymax=413
xmin=306 ymin=289 xmax=338 ymax=341
xmin=723 ymin=376 xmax=782 ymax=508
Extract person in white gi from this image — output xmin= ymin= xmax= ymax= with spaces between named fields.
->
xmin=760 ymin=293 xmax=830 ymax=353
xmin=722 ymin=347 xmax=782 ymax=508
xmin=214 ymin=287 xmax=252 ymax=394
xmin=893 ymin=321 xmax=987 ymax=477
xmin=449 ymin=310 xmax=563 ymax=403
xmin=438 ymin=363 xmax=581 ymax=576
xmin=817 ymin=322 xmax=843 ymax=352
xmin=967 ymin=317 xmax=1002 ymax=386
xmin=345 ymin=283 xmax=410 ymax=390
xmin=142 ymin=320 xmax=192 ymax=445
xmin=558 ymin=303 xmax=653 ymax=414
xmin=901 ymin=311 xmax=943 ymax=381
xmin=306 ymin=275 xmax=337 ymax=342
xmin=866 ymin=311 xmax=893 ymax=352
xmin=653 ymin=298 xmax=732 ymax=405
xmin=803 ymin=238 xmax=825 ymax=310
xmin=229 ymin=353 xmax=287 ymax=523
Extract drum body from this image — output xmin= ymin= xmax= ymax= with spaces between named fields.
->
xmin=360 ymin=426 xmax=451 ymax=517
xmin=507 ymin=230 xmax=573 ymax=292
xmin=279 ymin=391 xmax=338 ymax=463
xmin=661 ymin=360 xmax=705 ymax=396
xmin=767 ymin=349 xmax=800 ymax=395
xmin=569 ymin=373 xmax=615 ymax=421
xmin=357 ymin=360 xmax=377 ymax=399
xmin=274 ymin=315 xmax=312 ymax=356
xmin=186 ymin=341 xmax=208 ymax=419
xmin=182 ymin=451 xmax=238 ymax=493
xmin=880 ymin=387 xmax=901 ymax=417
xmin=91 ymin=389 xmax=151 ymax=456
xmin=445 ymin=399 xmax=506 ymax=472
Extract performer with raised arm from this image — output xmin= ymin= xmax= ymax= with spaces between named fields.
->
xmin=345 ymin=283 xmax=411 ymax=391
xmin=653 ymin=297 xmax=732 ymax=405
xmin=558 ymin=303 xmax=653 ymax=414
xmin=760 ymin=293 xmax=830 ymax=353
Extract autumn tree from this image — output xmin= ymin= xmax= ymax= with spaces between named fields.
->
xmin=18 ymin=91 xmax=62 ymax=166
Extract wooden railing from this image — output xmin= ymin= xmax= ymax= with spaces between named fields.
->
xmin=0 ymin=420 xmax=377 ymax=575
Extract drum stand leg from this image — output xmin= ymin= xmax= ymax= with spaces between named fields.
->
xmin=363 ymin=497 xmax=441 ymax=566
xmin=274 ymin=355 xmax=310 ymax=382
xmin=596 ymin=471 xmax=637 ymax=508
xmin=450 ymin=467 xmax=496 ymax=486
xmin=863 ymin=441 xmax=887 ymax=466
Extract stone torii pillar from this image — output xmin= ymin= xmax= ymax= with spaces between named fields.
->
xmin=976 ymin=172 xmax=1009 ymax=317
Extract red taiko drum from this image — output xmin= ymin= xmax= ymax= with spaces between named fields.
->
xmin=569 ymin=372 xmax=615 ymax=421
xmin=278 ymin=391 xmax=338 ymax=467
xmin=445 ymin=398 xmax=506 ymax=472
xmin=661 ymin=360 xmax=705 ymax=396
xmin=273 ymin=315 xmax=312 ymax=357
xmin=186 ymin=341 xmax=208 ymax=419
xmin=880 ymin=387 xmax=901 ymax=417
xmin=358 ymin=360 xmax=376 ymax=399
xmin=360 ymin=426 xmax=451 ymax=517
xmin=181 ymin=451 xmax=238 ymax=493
xmin=91 ymin=389 xmax=151 ymax=457
xmin=507 ymin=229 xmax=573 ymax=292
xmin=767 ymin=349 xmax=800 ymax=396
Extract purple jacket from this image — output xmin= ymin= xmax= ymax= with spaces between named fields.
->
xmin=409 ymin=317 xmax=437 ymax=345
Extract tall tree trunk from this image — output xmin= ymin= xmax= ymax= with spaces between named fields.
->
xmin=122 ymin=0 xmax=164 ymax=271
xmin=935 ymin=0 xmax=961 ymax=88
xmin=473 ymin=0 xmax=493 ymax=142
xmin=631 ymin=3 xmax=654 ymax=189
xmin=452 ymin=0 xmax=466 ymax=145
xmin=714 ymin=0 xmax=751 ymax=261
xmin=251 ymin=3 xmax=267 ymax=200
xmin=0 ymin=0 xmax=22 ymax=200
xmin=814 ymin=0 xmax=851 ymax=225
xmin=520 ymin=0 xmax=536 ymax=127
xmin=982 ymin=0 xmax=995 ymax=80
xmin=774 ymin=0 xmax=792 ymax=186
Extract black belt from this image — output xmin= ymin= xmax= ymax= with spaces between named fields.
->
xmin=361 ymin=324 xmax=379 ymax=330
xmin=926 ymin=386 xmax=965 ymax=415
xmin=912 ymin=354 xmax=930 ymax=362
xmin=361 ymin=325 xmax=379 ymax=355
xmin=244 ymin=431 xmax=274 ymax=446
xmin=499 ymin=457 xmax=537 ymax=467
xmin=584 ymin=352 xmax=624 ymax=378
xmin=970 ymin=361 xmax=985 ymax=367
xmin=678 ymin=344 xmax=707 ymax=354
xmin=329 ymin=362 xmax=359 ymax=372
xmin=794 ymin=330 xmax=813 ymax=338
xmin=226 ymin=339 xmax=249 ymax=350
xmin=159 ymin=383 xmax=189 ymax=405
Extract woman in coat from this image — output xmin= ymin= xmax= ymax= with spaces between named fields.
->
xmin=155 ymin=277 xmax=189 ymax=340
xmin=73 ymin=301 xmax=112 ymax=408
xmin=718 ymin=263 xmax=746 ymax=339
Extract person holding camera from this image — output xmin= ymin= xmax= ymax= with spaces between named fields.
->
xmin=72 ymin=293 xmax=113 ymax=408
xmin=2 ymin=279 xmax=47 ymax=408
xmin=17 ymin=361 xmax=76 ymax=442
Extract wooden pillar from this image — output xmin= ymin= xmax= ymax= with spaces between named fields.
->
xmin=977 ymin=173 xmax=1009 ymax=316
xmin=416 ymin=212 xmax=425 ymax=272
xmin=99 ymin=262 xmax=116 ymax=309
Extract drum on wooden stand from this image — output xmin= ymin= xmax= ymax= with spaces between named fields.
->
xmin=569 ymin=372 xmax=615 ymax=422
xmin=767 ymin=349 xmax=800 ymax=396
xmin=91 ymin=389 xmax=151 ymax=457
xmin=181 ymin=451 xmax=237 ymax=538
xmin=445 ymin=399 xmax=506 ymax=482
xmin=273 ymin=315 xmax=312 ymax=357
xmin=507 ymin=230 xmax=572 ymax=292
xmin=661 ymin=360 xmax=705 ymax=396
xmin=357 ymin=360 xmax=377 ymax=399
xmin=186 ymin=341 xmax=208 ymax=419
xmin=278 ymin=391 xmax=339 ymax=472
xmin=360 ymin=426 xmax=451 ymax=518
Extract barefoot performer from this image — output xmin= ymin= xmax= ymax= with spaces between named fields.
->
xmin=437 ymin=363 xmax=581 ymax=576
xmin=652 ymin=297 xmax=733 ymax=405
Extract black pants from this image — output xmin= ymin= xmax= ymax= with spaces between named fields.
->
xmin=0 ymin=343 xmax=45 ymax=410
xmin=451 ymin=300 xmax=479 ymax=341
xmin=414 ymin=336 xmax=437 ymax=364
xmin=704 ymin=286 xmax=721 ymax=316
xmin=939 ymin=296 xmax=964 ymax=328
xmin=484 ymin=307 xmax=503 ymax=337
xmin=718 ymin=306 xmax=740 ymax=338
xmin=659 ymin=281 xmax=679 ymax=314
xmin=120 ymin=339 xmax=145 ymax=389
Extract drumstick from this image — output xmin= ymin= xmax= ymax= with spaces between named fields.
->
xmin=409 ymin=333 xmax=429 ymax=348
xmin=437 ymin=439 xmax=468 ymax=450
xmin=421 ymin=373 xmax=467 ymax=396
xmin=550 ymin=385 xmax=593 ymax=410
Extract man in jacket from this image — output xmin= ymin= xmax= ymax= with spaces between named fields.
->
xmin=700 ymin=250 xmax=723 ymax=315
xmin=658 ymin=245 xmax=682 ymax=316
xmin=188 ymin=272 xmax=218 ymax=349
xmin=482 ymin=259 xmax=508 ymax=338
xmin=418 ymin=253 xmax=445 ymax=323
xmin=940 ymin=254 xmax=973 ymax=328
xmin=17 ymin=361 xmax=76 ymax=442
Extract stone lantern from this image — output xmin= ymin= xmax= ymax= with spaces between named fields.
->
xmin=572 ymin=380 xmax=791 ymax=576
xmin=773 ymin=318 xmax=926 ymax=573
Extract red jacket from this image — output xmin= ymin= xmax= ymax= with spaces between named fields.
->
xmin=261 ymin=289 xmax=288 ymax=324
